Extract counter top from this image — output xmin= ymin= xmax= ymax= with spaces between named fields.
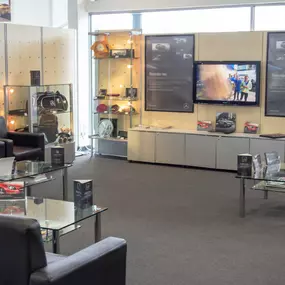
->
xmin=129 ymin=127 xmax=285 ymax=141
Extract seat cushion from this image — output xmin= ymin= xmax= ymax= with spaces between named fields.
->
xmin=46 ymin=252 xmax=67 ymax=264
xmin=13 ymin=146 xmax=42 ymax=161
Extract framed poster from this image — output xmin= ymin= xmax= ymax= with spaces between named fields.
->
xmin=0 ymin=0 xmax=11 ymax=22
xmin=265 ymin=32 xmax=285 ymax=117
xmin=145 ymin=34 xmax=195 ymax=112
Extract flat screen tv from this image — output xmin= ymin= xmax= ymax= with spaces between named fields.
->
xmin=194 ymin=61 xmax=261 ymax=106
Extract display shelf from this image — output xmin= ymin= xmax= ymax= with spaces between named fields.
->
xmin=94 ymin=97 xmax=138 ymax=101
xmin=89 ymin=135 xmax=127 ymax=143
xmin=89 ymin=29 xmax=141 ymax=36
xmin=94 ymin=112 xmax=139 ymax=116
xmin=93 ymin=57 xmax=140 ymax=60
xmin=90 ymin=29 xmax=142 ymax=157
xmin=4 ymin=84 xmax=73 ymax=144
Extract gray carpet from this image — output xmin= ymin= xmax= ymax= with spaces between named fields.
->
xmin=37 ymin=156 xmax=285 ymax=285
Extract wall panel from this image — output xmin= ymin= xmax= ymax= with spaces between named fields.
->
xmin=6 ymin=24 xmax=42 ymax=86
xmin=0 ymin=24 xmax=5 ymax=116
xmin=42 ymin=27 xmax=76 ymax=85
xmin=142 ymin=31 xmax=277 ymax=134
xmin=42 ymin=27 xmax=76 ymax=128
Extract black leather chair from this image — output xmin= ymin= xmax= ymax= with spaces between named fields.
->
xmin=0 ymin=215 xmax=127 ymax=285
xmin=0 ymin=117 xmax=45 ymax=161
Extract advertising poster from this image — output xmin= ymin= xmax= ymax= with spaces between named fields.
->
xmin=0 ymin=182 xmax=25 ymax=200
xmin=0 ymin=0 xmax=11 ymax=22
xmin=145 ymin=35 xmax=195 ymax=112
xmin=266 ymin=32 xmax=285 ymax=116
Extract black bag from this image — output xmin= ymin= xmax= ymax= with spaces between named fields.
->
xmin=36 ymin=91 xmax=69 ymax=113
xmin=39 ymin=113 xmax=59 ymax=143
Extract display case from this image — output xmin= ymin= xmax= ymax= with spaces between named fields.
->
xmin=89 ymin=29 xmax=142 ymax=157
xmin=4 ymin=84 xmax=73 ymax=144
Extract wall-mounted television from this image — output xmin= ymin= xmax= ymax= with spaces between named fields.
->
xmin=194 ymin=61 xmax=261 ymax=106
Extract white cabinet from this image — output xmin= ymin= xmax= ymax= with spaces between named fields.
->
xmin=128 ymin=131 xmax=156 ymax=162
xmin=128 ymin=128 xmax=285 ymax=171
xmin=250 ymin=138 xmax=285 ymax=162
xmin=216 ymin=137 xmax=250 ymax=170
xmin=186 ymin=134 xmax=217 ymax=168
xmin=155 ymin=133 xmax=185 ymax=165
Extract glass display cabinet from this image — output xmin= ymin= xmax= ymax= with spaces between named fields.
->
xmin=89 ymin=29 xmax=142 ymax=157
xmin=4 ymin=84 xmax=73 ymax=144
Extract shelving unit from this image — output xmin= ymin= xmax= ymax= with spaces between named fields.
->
xmin=4 ymin=84 xmax=73 ymax=144
xmin=89 ymin=29 xmax=142 ymax=157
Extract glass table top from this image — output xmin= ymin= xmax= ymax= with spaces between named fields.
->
xmin=0 ymin=197 xmax=107 ymax=231
xmin=236 ymin=163 xmax=285 ymax=182
xmin=0 ymin=161 xmax=72 ymax=182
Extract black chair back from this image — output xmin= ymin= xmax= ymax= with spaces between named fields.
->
xmin=0 ymin=116 xmax=8 ymax=138
xmin=0 ymin=215 xmax=47 ymax=285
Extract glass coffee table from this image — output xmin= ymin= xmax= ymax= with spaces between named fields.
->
xmin=236 ymin=164 xmax=285 ymax=217
xmin=0 ymin=197 xmax=107 ymax=253
xmin=0 ymin=161 xmax=72 ymax=200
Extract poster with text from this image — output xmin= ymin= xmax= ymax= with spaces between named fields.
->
xmin=0 ymin=0 xmax=10 ymax=22
xmin=145 ymin=35 xmax=194 ymax=112
xmin=266 ymin=32 xmax=285 ymax=116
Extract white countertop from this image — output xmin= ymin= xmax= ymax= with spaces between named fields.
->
xmin=129 ymin=127 xmax=285 ymax=140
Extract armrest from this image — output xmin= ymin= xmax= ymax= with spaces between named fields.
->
xmin=0 ymin=138 xmax=13 ymax=157
xmin=7 ymin=132 xmax=45 ymax=150
xmin=30 ymin=237 xmax=127 ymax=285
xmin=0 ymin=141 xmax=6 ymax=158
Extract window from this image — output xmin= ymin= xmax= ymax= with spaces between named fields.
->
xmin=91 ymin=13 xmax=133 ymax=31
xmin=255 ymin=5 xmax=285 ymax=31
xmin=142 ymin=7 xmax=251 ymax=34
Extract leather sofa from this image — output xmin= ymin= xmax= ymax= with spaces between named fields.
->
xmin=0 ymin=117 xmax=45 ymax=161
xmin=0 ymin=215 xmax=127 ymax=285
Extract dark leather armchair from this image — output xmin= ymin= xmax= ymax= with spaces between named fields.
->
xmin=0 ymin=117 xmax=45 ymax=161
xmin=0 ymin=215 xmax=127 ymax=285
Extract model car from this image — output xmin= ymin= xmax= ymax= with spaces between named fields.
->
xmin=216 ymin=118 xmax=234 ymax=128
xmin=198 ymin=121 xmax=211 ymax=129
xmin=0 ymin=183 xmax=23 ymax=195
xmin=244 ymin=122 xmax=259 ymax=133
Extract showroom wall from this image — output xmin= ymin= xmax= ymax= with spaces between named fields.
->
xmin=85 ymin=0 xmax=285 ymax=13
xmin=0 ymin=23 xmax=76 ymax=128
xmin=141 ymin=31 xmax=285 ymax=134
xmin=11 ymin=0 xmax=52 ymax=26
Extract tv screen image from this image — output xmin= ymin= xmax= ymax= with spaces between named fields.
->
xmin=194 ymin=62 xmax=260 ymax=106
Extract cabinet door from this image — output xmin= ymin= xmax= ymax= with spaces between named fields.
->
xmin=216 ymin=137 xmax=250 ymax=170
xmin=155 ymin=133 xmax=185 ymax=165
xmin=128 ymin=131 xmax=155 ymax=162
xmin=250 ymin=138 xmax=285 ymax=162
xmin=186 ymin=135 xmax=217 ymax=168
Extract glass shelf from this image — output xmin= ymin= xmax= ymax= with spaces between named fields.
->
xmin=94 ymin=97 xmax=138 ymax=102
xmin=94 ymin=112 xmax=139 ymax=116
xmin=93 ymin=57 xmax=139 ymax=60
xmin=89 ymin=29 xmax=141 ymax=36
xmin=89 ymin=135 xmax=127 ymax=143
